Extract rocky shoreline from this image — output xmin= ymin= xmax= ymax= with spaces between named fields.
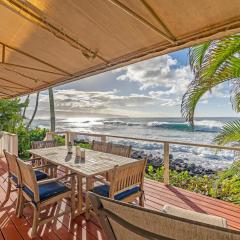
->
xmin=131 ymin=150 xmax=216 ymax=176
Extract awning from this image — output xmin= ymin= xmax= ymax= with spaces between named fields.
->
xmin=0 ymin=0 xmax=240 ymax=99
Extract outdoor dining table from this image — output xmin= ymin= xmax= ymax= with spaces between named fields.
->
xmin=29 ymin=145 xmax=138 ymax=218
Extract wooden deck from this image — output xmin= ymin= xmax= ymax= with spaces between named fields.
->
xmin=0 ymin=157 xmax=239 ymax=240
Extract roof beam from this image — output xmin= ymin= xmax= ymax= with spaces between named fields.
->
xmin=2 ymin=63 xmax=67 ymax=76
xmin=107 ymin=0 xmax=176 ymax=44
xmin=1 ymin=0 xmax=108 ymax=63
xmin=140 ymin=0 xmax=176 ymax=41
xmin=0 ymin=42 xmax=71 ymax=76
xmin=0 ymin=77 xmax=33 ymax=90
xmin=0 ymin=64 xmax=49 ymax=84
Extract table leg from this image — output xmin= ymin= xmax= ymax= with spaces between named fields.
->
xmin=77 ymin=175 xmax=83 ymax=216
xmin=85 ymin=176 xmax=93 ymax=220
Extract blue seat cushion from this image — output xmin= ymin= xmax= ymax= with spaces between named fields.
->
xmin=10 ymin=170 xmax=48 ymax=184
xmin=23 ymin=181 xmax=69 ymax=202
xmin=92 ymin=184 xmax=141 ymax=200
xmin=34 ymin=170 xmax=48 ymax=181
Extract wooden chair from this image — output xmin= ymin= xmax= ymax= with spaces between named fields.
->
xmin=91 ymin=140 xmax=132 ymax=158
xmin=108 ymin=143 xmax=132 ymax=157
xmin=89 ymin=192 xmax=240 ymax=240
xmin=92 ymin=141 xmax=132 ymax=181
xmin=31 ymin=140 xmax=57 ymax=175
xmin=17 ymin=159 xmax=76 ymax=238
xmin=2 ymin=150 xmax=50 ymax=212
xmin=31 ymin=140 xmax=56 ymax=149
xmin=91 ymin=140 xmax=109 ymax=153
xmin=91 ymin=159 xmax=147 ymax=207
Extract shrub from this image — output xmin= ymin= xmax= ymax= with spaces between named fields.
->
xmin=146 ymin=162 xmax=240 ymax=204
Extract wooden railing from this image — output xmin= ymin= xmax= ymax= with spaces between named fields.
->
xmin=0 ymin=131 xmax=18 ymax=157
xmin=48 ymin=131 xmax=240 ymax=185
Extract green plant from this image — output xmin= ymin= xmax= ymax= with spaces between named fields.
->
xmin=0 ymin=98 xmax=27 ymax=133
xmin=146 ymin=162 xmax=240 ymax=204
xmin=16 ymin=127 xmax=49 ymax=159
xmin=181 ymin=35 xmax=240 ymax=146
xmin=75 ymin=142 xmax=91 ymax=149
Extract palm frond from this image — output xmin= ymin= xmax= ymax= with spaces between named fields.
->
xmin=182 ymin=35 xmax=240 ymax=125
xmin=189 ymin=41 xmax=211 ymax=74
xmin=231 ymin=80 xmax=240 ymax=112
xmin=213 ymin=120 xmax=240 ymax=145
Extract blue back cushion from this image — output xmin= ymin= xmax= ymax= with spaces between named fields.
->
xmin=10 ymin=170 xmax=48 ymax=184
xmin=23 ymin=181 xmax=69 ymax=202
xmin=92 ymin=184 xmax=140 ymax=200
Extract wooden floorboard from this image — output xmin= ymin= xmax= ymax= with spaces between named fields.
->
xmin=0 ymin=157 xmax=239 ymax=240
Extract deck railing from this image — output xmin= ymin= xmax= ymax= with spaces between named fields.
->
xmin=48 ymin=131 xmax=240 ymax=185
xmin=0 ymin=131 xmax=18 ymax=157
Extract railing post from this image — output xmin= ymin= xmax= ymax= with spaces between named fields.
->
xmin=44 ymin=132 xmax=54 ymax=141
xmin=65 ymin=132 xmax=70 ymax=146
xmin=163 ymin=142 xmax=170 ymax=185
xmin=101 ymin=135 xmax=107 ymax=143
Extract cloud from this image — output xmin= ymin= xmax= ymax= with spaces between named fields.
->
xmin=116 ymin=55 xmax=193 ymax=92
xmin=26 ymin=89 xmax=162 ymax=118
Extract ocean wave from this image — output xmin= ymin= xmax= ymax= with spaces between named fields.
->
xmin=147 ymin=120 xmax=223 ymax=132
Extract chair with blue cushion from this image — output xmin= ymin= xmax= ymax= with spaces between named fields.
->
xmin=30 ymin=140 xmax=58 ymax=176
xmin=17 ymin=158 xmax=76 ymax=238
xmin=91 ymin=158 xmax=147 ymax=211
xmin=2 ymin=150 xmax=50 ymax=213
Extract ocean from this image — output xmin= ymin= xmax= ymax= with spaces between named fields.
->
xmin=34 ymin=117 xmax=239 ymax=170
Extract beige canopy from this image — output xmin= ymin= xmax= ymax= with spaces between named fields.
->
xmin=0 ymin=0 xmax=240 ymax=99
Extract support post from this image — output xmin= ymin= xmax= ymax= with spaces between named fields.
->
xmin=44 ymin=132 xmax=54 ymax=141
xmin=65 ymin=132 xmax=70 ymax=146
xmin=163 ymin=142 xmax=170 ymax=185
xmin=101 ymin=135 xmax=107 ymax=143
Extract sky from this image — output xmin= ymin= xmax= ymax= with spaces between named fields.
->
xmin=26 ymin=48 xmax=238 ymax=120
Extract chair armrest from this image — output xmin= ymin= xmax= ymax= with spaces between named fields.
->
xmin=33 ymin=164 xmax=56 ymax=170
xmin=24 ymin=157 xmax=42 ymax=163
xmin=94 ymin=175 xmax=110 ymax=185
xmin=37 ymin=173 xmax=76 ymax=186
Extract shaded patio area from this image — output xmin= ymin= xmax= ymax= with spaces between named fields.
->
xmin=0 ymin=157 xmax=239 ymax=240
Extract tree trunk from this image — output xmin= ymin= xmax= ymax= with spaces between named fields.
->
xmin=48 ymin=88 xmax=55 ymax=132
xmin=22 ymin=95 xmax=30 ymax=118
xmin=26 ymin=92 xmax=39 ymax=129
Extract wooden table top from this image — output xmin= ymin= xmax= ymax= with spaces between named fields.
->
xmin=29 ymin=146 xmax=138 ymax=177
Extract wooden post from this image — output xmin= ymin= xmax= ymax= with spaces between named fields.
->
xmin=65 ymin=132 xmax=70 ymax=146
xmin=44 ymin=132 xmax=54 ymax=141
xmin=163 ymin=142 xmax=170 ymax=185
xmin=11 ymin=134 xmax=18 ymax=156
xmin=101 ymin=135 xmax=107 ymax=143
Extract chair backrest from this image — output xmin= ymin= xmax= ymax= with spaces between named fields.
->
xmin=91 ymin=140 xmax=109 ymax=152
xmin=31 ymin=140 xmax=56 ymax=149
xmin=17 ymin=159 xmax=39 ymax=202
xmin=109 ymin=159 xmax=147 ymax=198
xmin=89 ymin=192 xmax=240 ymax=240
xmin=3 ymin=150 xmax=19 ymax=179
xmin=108 ymin=143 xmax=132 ymax=157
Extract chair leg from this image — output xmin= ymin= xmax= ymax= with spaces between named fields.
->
xmin=31 ymin=206 xmax=39 ymax=238
xmin=15 ymin=188 xmax=21 ymax=215
xmin=2 ymin=179 xmax=11 ymax=205
xmin=70 ymin=175 xmax=76 ymax=219
xmin=17 ymin=194 xmax=25 ymax=218
xmin=139 ymin=194 xmax=144 ymax=207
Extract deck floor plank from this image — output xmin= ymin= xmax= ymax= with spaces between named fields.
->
xmin=0 ymin=157 xmax=239 ymax=240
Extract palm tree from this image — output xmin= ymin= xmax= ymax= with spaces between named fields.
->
xmin=48 ymin=87 xmax=55 ymax=132
xmin=181 ymin=35 xmax=240 ymax=145
xmin=26 ymin=92 xmax=40 ymax=129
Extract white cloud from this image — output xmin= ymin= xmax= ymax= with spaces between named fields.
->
xmin=117 ymin=55 xmax=193 ymax=92
xmin=26 ymin=89 xmax=163 ymax=118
